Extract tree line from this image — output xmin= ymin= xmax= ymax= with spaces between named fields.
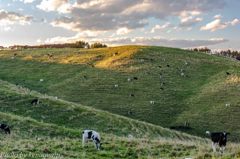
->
xmin=1 ymin=41 xmax=107 ymax=50
xmin=190 ymin=47 xmax=240 ymax=61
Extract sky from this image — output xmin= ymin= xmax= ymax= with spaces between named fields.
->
xmin=0 ymin=0 xmax=239 ymax=49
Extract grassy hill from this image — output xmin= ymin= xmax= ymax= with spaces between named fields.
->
xmin=0 ymin=79 xmax=240 ymax=159
xmin=0 ymin=45 xmax=240 ymax=158
xmin=0 ymin=46 xmax=239 ymax=139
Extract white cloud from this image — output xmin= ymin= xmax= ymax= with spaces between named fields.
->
xmin=179 ymin=10 xmax=203 ymax=27
xmin=230 ymin=18 xmax=240 ymax=25
xmin=201 ymin=16 xmax=240 ymax=32
xmin=37 ymin=0 xmax=70 ymax=13
xmin=36 ymin=39 xmax=42 ymax=43
xmin=51 ymin=20 xmax=81 ymax=31
xmin=49 ymin=0 xmax=225 ymax=32
xmin=0 ymin=26 xmax=12 ymax=32
xmin=0 ymin=9 xmax=32 ymax=26
xmin=116 ymin=27 xmax=132 ymax=35
xmin=151 ymin=23 xmax=171 ymax=33
xmin=44 ymin=30 xmax=104 ymax=43
xmin=44 ymin=33 xmax=228 ymax=48
xmin=19 ymin=0 xmax=36 ymax=3
xmin=201 ymin=19 xmax=226 ymax=31
xmin=96 ymin=36 xmax=228 ymax=48
xmin=214 ymin=14 xmax=222 ymax=19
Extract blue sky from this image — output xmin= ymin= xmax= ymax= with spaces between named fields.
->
xmin=0 ymin=0 xmax=239 ymax=49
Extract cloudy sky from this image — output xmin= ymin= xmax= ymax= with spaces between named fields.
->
xmin=0 ymin=0 xmax=239 ymax=49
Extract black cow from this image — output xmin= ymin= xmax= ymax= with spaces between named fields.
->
xmin=31 ymin=98 xmax=40 ymax=105
xmin=133 ymin=77 xmax=138 ymax=80
xmin=0 ymin=124 xmax=11 ymax=134
xmin=206 ymin=131 xmax=230 ymax=153
xmin=129 ymin=94 xmax=135 ymax=97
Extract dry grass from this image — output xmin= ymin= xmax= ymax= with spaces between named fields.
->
xmin=0 ymin=46 xmax=145 ymax=71
xmin=226 ymin=75 xmax=240 ymax=84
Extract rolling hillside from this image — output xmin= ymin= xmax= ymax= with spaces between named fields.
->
xmin=0 ymin=46 xmax=240 ymax=140
xmin=0 ymin=46 xmax=240 ymax=158
xmin=0 ymin=79 xmax=209 ymax=158
xmin=0 ymin=79 xmax=240 ymax=159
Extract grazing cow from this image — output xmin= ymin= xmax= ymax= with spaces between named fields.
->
xmin=133 ymin=77 xmax=138 ymax=80
xmin=128 ymin=110 xmax=133 ymax=115
xmin=129 ymin=94 xmax=135 ymax=97
xmin=206 ymin=131 xmax=230 ymax=153
xmin=184 ymin=121 xmax=190 ymax=127
xmin=47 ymin=53 xmax=53 ymax=59
xmin=150 ymin=101 xmax=155 ymax=104
xmin=0 ymin=124 xmax=11 ymax=134
xmin=226 ymin=72 xmax=231 ymax=75
xmin=31 ymin=98 xmax=40 ymax=105
xmin=82 ymin=130 xmax=101 ymax=150
xmin=225 ymin=103 xmax=231 ymax=107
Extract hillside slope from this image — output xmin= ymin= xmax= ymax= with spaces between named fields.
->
xmin=0 ymin=80 xmax=217 ymax=159
xmin=0 ymin=46 xmax=239 ymax=139
xmin=0 ymin=79 xmax=199 ymax=140
xmin=1 ymin=80 xmax=240 ymax=158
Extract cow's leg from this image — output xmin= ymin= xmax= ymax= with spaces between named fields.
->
xmin=96 ymin=142 xmax=100 ymax=150
xmin=93 ymin=140 xmax=97 ymax=149
xmin=93 ymin=140 xmax=100 ymax=150
xmin=212 ymin=142 xmax=217 ymax=152
xmin=82 ymin=136 xmax=86 ymax=147
xmin=223 ymin=146 xmax=226 ymax=151
xmin=220 ymin=146 xmax=225 ymax=154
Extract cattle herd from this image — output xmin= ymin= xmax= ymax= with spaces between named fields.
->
xmin=0 ymin=60 xmax=234 ymax=154
xmin=0 ymin=120 xmax=230 ymax=153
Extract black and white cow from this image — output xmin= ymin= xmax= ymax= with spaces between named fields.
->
xmin=31 ymin=98 xmax=40 ymax=105
xmin=0 ymin=124 xmax=11 ymax=134
xmin=206 ymin=131 xmax=230 ymax=153
xmin=82 ymin=130 xmax=101 ymax=150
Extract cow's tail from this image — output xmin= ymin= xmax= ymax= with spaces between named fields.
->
xmin=206 ymin=131 xmax=211 ymax=135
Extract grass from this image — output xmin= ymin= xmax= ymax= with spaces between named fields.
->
xmin=0 ymin=46 xmax=239 ymax=138
xmin=0 ymin=79 xmax=203 ymax=140
xmin=0 ymin=80 xmax=240 ymax=158
xmin=0 ymin=45 xmax=240 ymax=158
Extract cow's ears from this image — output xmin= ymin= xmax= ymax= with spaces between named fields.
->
xmin=226 ymin=132 xmax=230 ymax=135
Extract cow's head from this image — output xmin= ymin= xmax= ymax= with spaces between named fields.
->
xmin=223 ymin=132 xmax=230 ymax=141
